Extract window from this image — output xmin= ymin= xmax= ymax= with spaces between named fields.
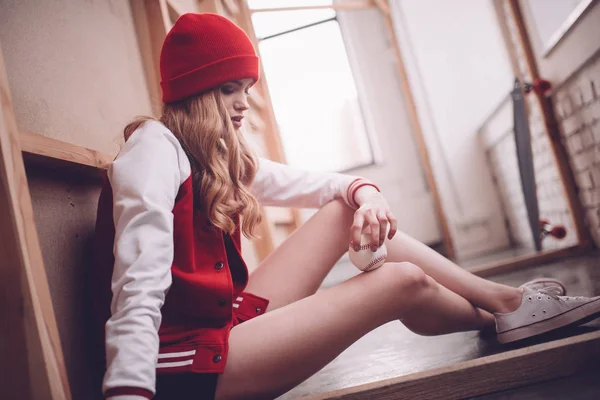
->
xmin=525 ymin=0 xmax=595 ymax=56
xmin=249 ymin=0 xmax=374 ymax=172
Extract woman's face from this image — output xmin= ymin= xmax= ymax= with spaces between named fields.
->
xmin=220 ymin=78 xmax=254 ymax=130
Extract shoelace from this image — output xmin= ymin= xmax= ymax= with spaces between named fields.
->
xmin=535 ymin=286 xmax=584 ymax=301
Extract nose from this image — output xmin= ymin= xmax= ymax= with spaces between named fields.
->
xmin=234 ymin=96 xmax=249 ymax=112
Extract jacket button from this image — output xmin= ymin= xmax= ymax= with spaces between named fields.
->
xmin=215 ymin=262 xmax=224 ymax=270
xmin=218 ymin=299 xmax=227 ymax=307
xmin=255 ymin=307 xmax=262 ymax=313
xmin=213 ymin=354 xmax=222 ymax=363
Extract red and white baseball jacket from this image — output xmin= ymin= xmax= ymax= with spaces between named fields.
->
xmin=90 ymin=121 xmax=374 ymax=399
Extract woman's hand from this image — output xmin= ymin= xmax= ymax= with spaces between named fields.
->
xmin=350 ymin=186 xmax=398 ymax=252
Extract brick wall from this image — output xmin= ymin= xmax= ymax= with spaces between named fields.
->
xmin=480 ymin=95 xmax=577 ymax=250
xmin=477 ymin=0 xmax=581 ymax=250
xmin=529 ymin=96 xmax=577 ymax=250
xmin=483 ymin=117 xmax=534 ymax=248
xmin=554 ymin=54 xmax=600 ymax=246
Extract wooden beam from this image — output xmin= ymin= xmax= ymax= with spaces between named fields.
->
xmin=20 ymin=130 xmax=113 ymax=171
xmin=235 ymin=1 xmax=288 ymax=165
xmin=0 ymin=42 xmax=71 ymax=400
xmin=372 ymin=0 xmax=390 ymax=16
xmin=196 ymin=0 xmax=225 ymax=14
xmin=378 ymin=0 xmax=456 ymax=259
xmin=492 ymin=0 xmax=521 ymax=79
xmin=249 ymin=1 xmax=374 ymax=13
xmin=130 ymin=0 xmax=171 ymax=116
xmin=253 ymin=205 xmax=277 ymax=261
xmin=165 ymin=0 xmax=184 ymax=23
xmin=466 ymin=245 xmax=587 ymax=278
xmin=248 ymin=90 xmax=266 ymax=110
xmin=302 ymin=330 xmax=600 ymax=399
xmin=221 ymin=0 xmax=240 ymax=15
xmin=505 ymin=0 xmax=593 ymax=249
xmin=235 ymin=0 xmax=305 ymax=246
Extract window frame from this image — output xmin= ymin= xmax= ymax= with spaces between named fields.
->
xmin=254 ymin=11 xmax=378 ymax=173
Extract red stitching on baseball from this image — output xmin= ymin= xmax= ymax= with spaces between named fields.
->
xmin=364 ymin=253 xmax=387 ymax=271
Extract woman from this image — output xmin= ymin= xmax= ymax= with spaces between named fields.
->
xmin=91 ymin=13 xmax=600 ymax=400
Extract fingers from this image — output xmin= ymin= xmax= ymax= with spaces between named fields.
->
xmin=365 ymin=211 xmax=379 ymax=251
xmin=386 ymin=211 xmax=398 ymax=240
xmin=351 ymin=212 xmax=365 ymax=251
xmin=351 ymin=206 xmax=398 ymax=252
xmin=377 ymin=212 xmax=388 ymax=247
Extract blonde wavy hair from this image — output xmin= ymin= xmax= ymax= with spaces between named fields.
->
xmin=123 ymin=90 xmax=261 ymax=238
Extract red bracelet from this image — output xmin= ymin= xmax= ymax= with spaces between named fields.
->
xmin=347 ymin=179 xmax=380 ymax=208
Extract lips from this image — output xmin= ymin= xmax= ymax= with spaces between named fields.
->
xmin=231 ymin=115 xmax=243 ymax=128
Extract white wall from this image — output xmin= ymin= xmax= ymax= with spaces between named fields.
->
xmin=337 ymin=7 xmax=441 ymax=244
xmin=391 ymin=0 xmax=515 ymax=259
xmin=0 ymin=0 xmax=152 ymax=156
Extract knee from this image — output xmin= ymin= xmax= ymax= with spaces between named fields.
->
xmin=374 ymin=262 xmax=435 ymax=295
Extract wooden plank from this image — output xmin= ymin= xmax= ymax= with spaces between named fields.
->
xmin=249 ymin=1 xmax=374 ymax=13
xmin=372 ymin=0 xmax=390 ymax=15
xmin=0 ymin=43 xmax=71 ymax=400
xmin=505 ymin=0 xmax=593 ymax=249
xmin=248 ymin=89 xmax=266 ymax=110
xmin=379 ymin=0 xmax=456 ymax=260
xmin=165 ymin=0 xmax=184 ymax=23
xmin=20 ymin=130 xmax=112 ymax=171
xmin=235 ymin=1 xmax=288 ymax=166
xmin=466 ymin=245 xmax=587 ymax=278
xmin=234 ymin=0 xmax=303 ymax=254
xmin=302 ymin=330 xmax=600 ymax=400
xmin=221 ymin=0 xmax=240 ymax=15
xmin=253 ymin=206 xmax=277 ymax=261
xmin=196 ymin=0 xmax=225 ymax=14
xmin=129 ymin=0 xmax=171 ymax=116
xmin=492 ymin=0 xmax=521 ymax=78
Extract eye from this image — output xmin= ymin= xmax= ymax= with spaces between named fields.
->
xmin=221 ymin=86 xmax=234 ymax=95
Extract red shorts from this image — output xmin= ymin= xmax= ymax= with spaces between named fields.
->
xmin=155 ymin=292 xmax=269 ymax=400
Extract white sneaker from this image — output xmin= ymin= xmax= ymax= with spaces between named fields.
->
xmin=519 ymin=278 xmax=566 ymax=296
xmin=494 ymin=287 xmax=600 ymax=344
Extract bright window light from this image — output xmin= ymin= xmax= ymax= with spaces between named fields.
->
xmin=253 ymin=9 xmax=374 ymax=172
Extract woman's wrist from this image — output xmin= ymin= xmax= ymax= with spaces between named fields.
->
xmin=347 ymin=179 xmax=380 ymax=208
xmin=353 ymin=185 xmax=380 ymax=206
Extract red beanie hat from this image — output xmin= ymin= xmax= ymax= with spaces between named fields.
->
xmin=160 ymin=13 xmax=260 ymax=103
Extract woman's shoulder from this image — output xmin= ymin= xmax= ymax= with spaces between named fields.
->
xmin=129 ymin=120 xmax=179 ymax=148
xmin=114 ymin=119 xmax=191 ymax=180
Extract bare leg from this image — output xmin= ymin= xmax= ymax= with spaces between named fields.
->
xmin=246 ymin=200 xmax=521 ymax=315
xmin=216 ymin=262 xmax=491 ymax=400
xmin=385 ymin=231 xmax=522 ymax=313
xmin=245 ymin=200 xmax=355 ymax=310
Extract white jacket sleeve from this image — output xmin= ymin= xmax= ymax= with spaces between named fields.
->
xmin=103 ymin=121 xmax=190 ymax=398
xmin=251 ymin=158 xmax=365 ymax=208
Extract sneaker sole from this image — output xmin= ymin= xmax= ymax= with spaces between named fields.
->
xmin=497 ymin=297 xmax=600 ymax=344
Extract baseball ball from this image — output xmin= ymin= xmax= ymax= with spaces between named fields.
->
xmin=349 ymin=234 xmax=387 ymax=272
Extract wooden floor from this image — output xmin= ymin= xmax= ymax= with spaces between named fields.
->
xmin=277 ymin=251 xmax=600 ymax=400
xmin=470 ymin=370 xmax=600 ymax=400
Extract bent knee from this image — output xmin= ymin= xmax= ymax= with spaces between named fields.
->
xmin=375 ymin=262 xmax=433 ymax=293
